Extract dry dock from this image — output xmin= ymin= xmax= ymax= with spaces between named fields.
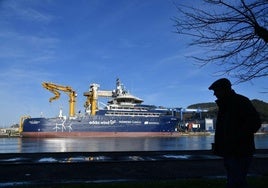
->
xmin=0 ymin=150 xmax=268 ymax=186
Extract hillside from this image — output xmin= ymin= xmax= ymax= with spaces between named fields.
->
xmin=188 ymin=99 xmax=268 ymax=123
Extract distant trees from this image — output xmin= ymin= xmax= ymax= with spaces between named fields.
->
xmin=173 ymin=0 xmax=268 ymax=82
xmin=188 ymin=99 xmax=268 ymax=123
xmin=252 ymin=99 xmax=268 ymax=123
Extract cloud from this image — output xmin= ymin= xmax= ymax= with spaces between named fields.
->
xmin=1 ymin=0 xmax=54 ymax=23
xmin=0 ymin=67 xmax=52 ymax=90
xmin=118 ymin=38 xmax=151 ymax=49
xmin=0 ymin=30 xmax=59 ymax=64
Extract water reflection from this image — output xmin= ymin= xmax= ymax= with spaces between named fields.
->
xmin=0 ymin=134 xmax=267 ymax=153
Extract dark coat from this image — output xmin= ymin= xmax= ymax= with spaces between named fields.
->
xmin=214 ymin=90 xmax=261 ymax=157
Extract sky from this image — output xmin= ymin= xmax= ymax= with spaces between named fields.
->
xmin=0 ymin=0 xmax=267 ymax=127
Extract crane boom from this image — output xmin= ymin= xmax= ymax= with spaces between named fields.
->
xmin=42 ymin=82 xmax=77 ymax=117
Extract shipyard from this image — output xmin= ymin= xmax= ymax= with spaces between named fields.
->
xmin=1 ymin=77 xmax=267 ymax=140
xmin=1 ymin=0 xmax=268 ymax=187
xmin=1 ymin=78 xmax=265 ymax=186
xmin=19 ymin=78 xmax=213 ymax=138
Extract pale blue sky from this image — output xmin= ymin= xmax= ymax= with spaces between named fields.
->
xmin=0 ymin=0 xmax=267 ymax=127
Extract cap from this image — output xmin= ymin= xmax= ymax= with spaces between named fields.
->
xmin=208 ymin=78 xmax=232 ymax=90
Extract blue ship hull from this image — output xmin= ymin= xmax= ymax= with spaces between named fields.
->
xmin=22 ymin=115 xmax=180 ymax=137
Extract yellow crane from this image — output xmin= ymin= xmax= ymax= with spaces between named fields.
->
xmin=19 ymin=115 xmax=31 ymax=133
xmin=42 ymin=82 xmax=77 ymax=117
xmin=83 ymin=84 xmax=113 ymax=115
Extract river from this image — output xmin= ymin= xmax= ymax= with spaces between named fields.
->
xmin=1 ymin=134 xmax=268 ymax=153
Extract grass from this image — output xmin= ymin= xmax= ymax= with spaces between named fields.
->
xmin=13 ymin=176 xmax=268 ymax=188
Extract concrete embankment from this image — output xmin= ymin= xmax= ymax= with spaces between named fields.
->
xmin=0 ymin=150 xmax=268 ymax=186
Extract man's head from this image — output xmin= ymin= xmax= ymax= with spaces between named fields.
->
xmin=209 ymin=78 xmax=232 ymax=99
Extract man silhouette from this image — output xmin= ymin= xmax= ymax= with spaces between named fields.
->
xmin=209 ymin=78 xmax=261 ymax=188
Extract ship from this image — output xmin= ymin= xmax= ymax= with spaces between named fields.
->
xmin=20 ymin=79 xmax=181 ymax=137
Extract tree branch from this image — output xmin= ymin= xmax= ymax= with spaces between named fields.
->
xmin=173 ymin=0 xmax=268 ymax=82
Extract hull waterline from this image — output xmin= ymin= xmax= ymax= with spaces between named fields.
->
xmin=21 ymin=131 xmax=182 ymax=138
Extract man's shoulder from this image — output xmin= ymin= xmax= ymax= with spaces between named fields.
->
xmin=232 ymin=92 xmax=258 ymax=113
xmin=231 ymin=93 xmax=254 ymax=109
xmin=232 ymin=93 xmax=250 ymax=102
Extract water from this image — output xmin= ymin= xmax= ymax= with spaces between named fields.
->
xmin=0 ymin=134 xmax=267 ymax=153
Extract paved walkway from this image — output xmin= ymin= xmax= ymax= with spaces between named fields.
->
xmin=0 ymin=150 xmax=267 ymax=186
